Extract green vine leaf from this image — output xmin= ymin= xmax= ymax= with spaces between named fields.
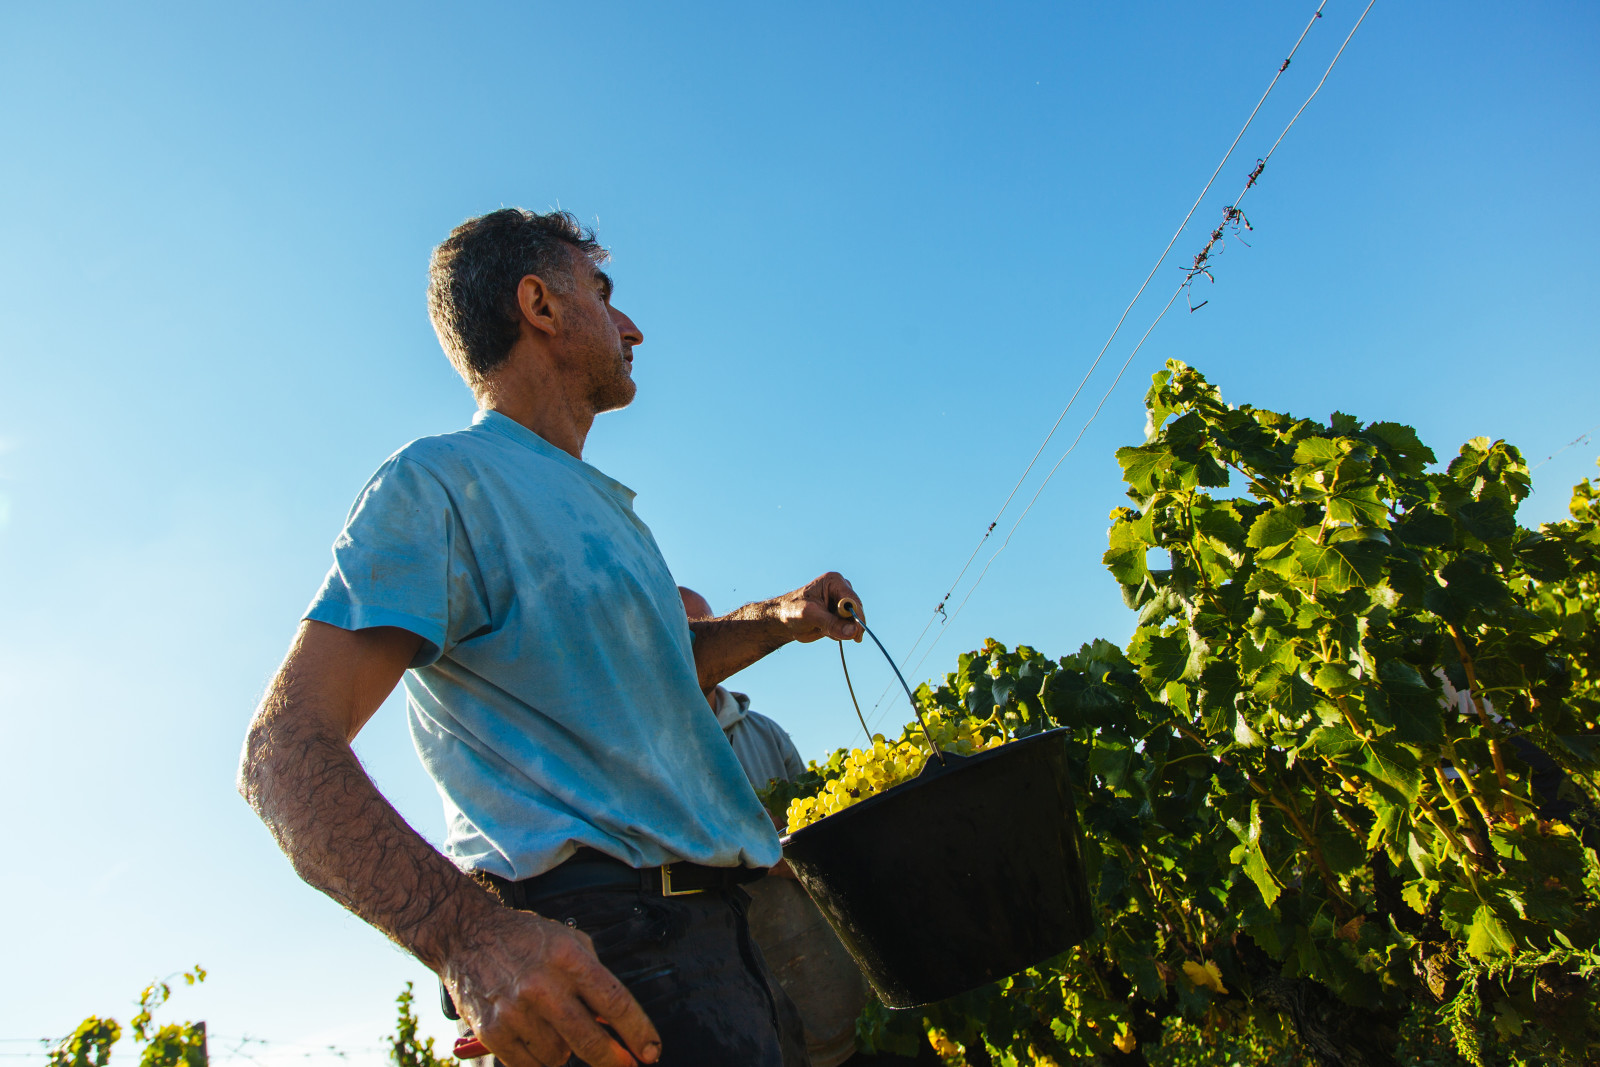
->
xmin=1291 ymin=534 xmax=1386 ymax=591
xmin=1354 ymin=741 xmax=1424 ymax=804
xmin=1465 ymin=905 xmax=1517 ymax=960
xmin=1246 ymin=504 xmax=1304 ymax=551
xmin=782 ymin=362 xmax=1600 ymax=1067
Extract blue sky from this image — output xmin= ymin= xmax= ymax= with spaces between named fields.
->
xmin=1 ymin=1 xmax=1596 ymax=1061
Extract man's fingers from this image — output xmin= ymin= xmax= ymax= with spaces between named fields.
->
xmin=510 ymin=1034 xmax=559 ymax=1067
xmin=778 ymin=572 xmax=867 ymax=643
xmin=552 ymin=1010 xmax=645 ymax=1067
xmin=543 ymin=993 xmax=640 ymax=1067
xmin=830 ymin=577 xmax=861 ymax=615
xmin=822 ymin=604 xmax=861 ymax=643
xmin=822 ymin=573 xmax=864 ymax=641
xmin=522 ymin=934 xmax=658 ymax=1067
xmin=794 ymin=602 xmax=849 ymax=643
xmin=476 ymin=1017 xmax=566 ymax=1067
xmin=450 ymin=917 xmax=655 ymax=1067
xmin=572 ymin=961 xmax=662 ymax=1066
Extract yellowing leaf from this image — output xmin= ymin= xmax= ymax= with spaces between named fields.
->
xmin=1181 ymin=960 xmax=1228 ymax=995
xmin=1112 ymin=1026 xmax=1137 ymax=1054
xmin=927 ymin=1030 xmax=961 ymax=1058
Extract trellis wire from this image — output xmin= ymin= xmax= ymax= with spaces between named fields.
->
xmin=878 ymin=1 xmax=1333 ymax=691
xmin=1532 ymin=420 xmax=1600 ymax=471
xmin=868 ymin=0 xmax=1380 ymax=728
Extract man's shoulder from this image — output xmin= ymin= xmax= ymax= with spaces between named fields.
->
xmin=387 ymin=421 xmax=506 ymax=470
xmin=738 ymin=705 xmax=776 ymax=728
xmin=376 ymin=422 xmax=557 ymax=498
xmin=724 ymin=704 xmax=806 ymax=785
xmin=736 ymin=707 xmax=797 ymax=745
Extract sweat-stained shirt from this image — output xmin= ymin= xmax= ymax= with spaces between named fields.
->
xmin=304 ymin=409 xmax=781 ymax=880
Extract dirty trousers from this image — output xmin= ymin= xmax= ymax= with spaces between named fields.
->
xmin=461 ymin=884 xmax=811 ymax=1067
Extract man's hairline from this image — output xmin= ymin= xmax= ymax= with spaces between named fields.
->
xmin=549 ymin=240 xmax=613 ymax=298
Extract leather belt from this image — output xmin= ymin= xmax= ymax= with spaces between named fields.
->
xmin=480 ymin=847 xmax=766 ymax=910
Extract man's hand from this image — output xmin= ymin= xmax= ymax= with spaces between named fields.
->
xmin=689 ymin=572 xmax=864 ymax=691
xmin=447 ymin=907 xmax=661 ymax=1067
xmin=238 ymin=621 xmax=661 ymax=1067
xmin=770 ymin=571 xmax=864 ymax=644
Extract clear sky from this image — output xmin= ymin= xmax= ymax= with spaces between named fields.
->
xmin=1 ymin=1 xmax=1596 ymax=1062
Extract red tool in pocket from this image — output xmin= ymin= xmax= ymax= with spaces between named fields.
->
xmin=452 ymin=1036 xmax=489 ymax=1060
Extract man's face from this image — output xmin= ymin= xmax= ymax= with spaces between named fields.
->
xmin=559 ymin=247 xmax=643 ymax=415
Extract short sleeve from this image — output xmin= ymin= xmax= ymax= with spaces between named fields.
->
xmin=304 ymin=455 xmax=465 ymax=668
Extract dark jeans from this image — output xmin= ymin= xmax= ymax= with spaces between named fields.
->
xmin=464 ymin=885 xmax=810 ymax=1067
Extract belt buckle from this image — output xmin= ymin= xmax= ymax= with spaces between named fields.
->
xmin=659 ymin=863 xmax=702 ymax=897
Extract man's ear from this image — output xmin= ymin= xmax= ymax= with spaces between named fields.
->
xmin=515 ymin=274 xmax=560 ymax=338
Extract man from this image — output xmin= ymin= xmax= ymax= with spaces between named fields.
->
xmin=677 ymin=588 xmax=869 ymax=1067
xmin=237 ymin=208 xmax=864 ymax=1067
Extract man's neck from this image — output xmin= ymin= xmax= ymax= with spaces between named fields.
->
xmin=477 ymin=365 xmax=594 ymax=460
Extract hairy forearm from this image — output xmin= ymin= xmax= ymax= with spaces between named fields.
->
xmin=689 ymin=602 xmax=793 ymax=690
xmin=238 ymin=670 xmax=498 ymax=972
xmin=689 ymin=573 xmax=862 ymax=689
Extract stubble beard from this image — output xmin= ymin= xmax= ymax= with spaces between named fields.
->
xmin=587 ymin=344 xmax=637 ymax=414
xmin=563 ymin=289 xmax=636 ymax=414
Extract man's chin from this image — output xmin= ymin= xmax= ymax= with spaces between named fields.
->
xmin=593 ymin=377 xmax=638 ymax=414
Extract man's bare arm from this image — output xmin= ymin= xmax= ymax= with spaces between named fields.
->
xmin=238 ymin=620 xmax=660 ymax=1067
xmin=689 ymin=571 xmax=863 ymax=691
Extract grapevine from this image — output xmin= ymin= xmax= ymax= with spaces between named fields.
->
xmin=775 ymin=362 xmax=1600 ymax=1066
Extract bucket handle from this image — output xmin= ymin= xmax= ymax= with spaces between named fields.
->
xmin=837 ymin=598 xmax=946 ymax=766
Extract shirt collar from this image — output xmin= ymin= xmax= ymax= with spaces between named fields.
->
xmin=472 ymin=409 xmax=637 ymax=506
xmin=713 ymin=686 xmax=751 ymax=731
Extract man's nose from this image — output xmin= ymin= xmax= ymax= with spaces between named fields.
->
xmin=612 ymin=307 xmax=644 ymax=346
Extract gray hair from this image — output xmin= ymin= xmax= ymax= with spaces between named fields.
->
xmin=426 ymin=208 xmax=607 ymax=388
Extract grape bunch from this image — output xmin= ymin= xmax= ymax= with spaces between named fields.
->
xmin=783 ymin=710 xmax=1009 ymax=831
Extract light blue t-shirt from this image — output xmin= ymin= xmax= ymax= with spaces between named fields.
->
xmin=305 ymin=410 xmax=780 ymax=880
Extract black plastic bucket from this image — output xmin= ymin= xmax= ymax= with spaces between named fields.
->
xmin=780 ymin=727 xmax=1094 ymax=1008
